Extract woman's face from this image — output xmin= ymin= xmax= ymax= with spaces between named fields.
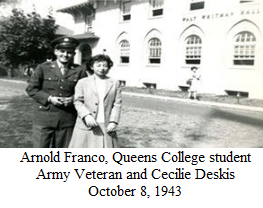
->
xmin=91 ymin=60 xmax=109 ymax=78
xmin=192 ymin=68 xmax=197 ymax=73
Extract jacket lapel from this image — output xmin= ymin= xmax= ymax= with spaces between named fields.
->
xmin=89 ymin=76 xmax=113 ymax=99
xmin=64 ymin=63 xmax=78 ymax=78
xmin=89 ymin=76 xmax=98 ymax=95
xmin=50 ymin=61 xmax=61 ymax=78
xmin=104 ymin=78 xmax=113 ymax=100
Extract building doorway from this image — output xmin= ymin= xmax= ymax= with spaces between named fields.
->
xmin=80 ymin=44 xmax=92 ymax=72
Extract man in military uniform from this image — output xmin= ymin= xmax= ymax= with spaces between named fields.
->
xmin=26 ymin=36 xmax=87 ymax=148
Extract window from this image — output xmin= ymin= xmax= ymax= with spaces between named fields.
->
xmin=119 ymin=80 xmax=126 ymax=87
xmin=225 ymin=90 xmax=249 ymax=98
xmin=119 ymin=40 xmax=130 ymax=63
xmin=143 ymin=82 xmax=157 ymax=89
xmin=122 ymin=1 xmax=131 ymax=21
xmin=85 ymin=15 xmax=94 ymax=32
xmin=233 ymin=32 xmax=256 ymax=66
xmin=185 ymin=35 xmax=202 ymax=64
xmin=190 ymin=0 xmax=205 ymax=11
xmin=150 ymin=0 xmax=164 ymax=17
xmin=148 ymin=38 xmax=162 ymax=64
xmin=240 ymin=0 xmax=254 ymax=3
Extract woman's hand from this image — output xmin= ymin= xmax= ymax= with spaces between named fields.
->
xmin=106 ymin=122 xmax=117 ymax=133
xmin=84 ymin=115 xmax=98 ymax=127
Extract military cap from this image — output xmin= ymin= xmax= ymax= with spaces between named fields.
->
xmin=51 ymin=36 xmax=79 ymax=49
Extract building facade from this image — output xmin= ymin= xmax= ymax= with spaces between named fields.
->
xmin=57 ymin=0 xmax=263 ymax=98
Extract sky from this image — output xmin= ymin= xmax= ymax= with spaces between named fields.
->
xmin=10 ymin=0 xmax=88 ymax=30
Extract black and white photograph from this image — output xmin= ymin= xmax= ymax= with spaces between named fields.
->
xmin=0 ymin=1 xmax=263 ymax=207
xmin=0 ymin=0 xmax=263 ymax=148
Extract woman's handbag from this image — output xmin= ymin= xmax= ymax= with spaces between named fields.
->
xmin=186 ymin=78 xmax=192 ymax=85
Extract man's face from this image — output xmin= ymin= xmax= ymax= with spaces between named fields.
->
xmin=54 ymin=48 xmax=75 ymax=64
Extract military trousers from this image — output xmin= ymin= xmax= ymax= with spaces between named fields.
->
xmin=32 ymin=124 xmax=73 ymax=148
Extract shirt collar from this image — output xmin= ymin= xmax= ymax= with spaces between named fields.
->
xmin=56 ymin=60 xmax=68 ymax=69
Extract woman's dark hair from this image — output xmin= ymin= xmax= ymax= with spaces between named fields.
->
xmin=191 ymin=66 xmax=198 ymax=71
xmin=88 ymin=54 xmax=114 ymax=69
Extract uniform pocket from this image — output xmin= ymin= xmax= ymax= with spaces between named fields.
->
xmin=43 ymin=77 xmax=59 ymax=89
xmin=64 ymin=79 xmax=78 ymax=92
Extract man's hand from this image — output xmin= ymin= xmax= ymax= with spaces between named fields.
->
xmin=61 ymin=96 xmax=73 ymax=107
xmin=50 ymin=96 xmax=64 ymax=106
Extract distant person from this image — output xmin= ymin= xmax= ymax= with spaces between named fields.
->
xmin=69 ymin=54 xmax=122 ymax=148
xmin=26 ymin=36 xmax=87 ymax=148
xmin=24 ymin=65 xmax=34 ymax=82
xmin=188 ymin=66 xmax=201 ymax=100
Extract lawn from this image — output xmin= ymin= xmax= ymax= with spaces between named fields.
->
xmin=1 ymin=94 xmax=262 ymax=148
xmin=0 ymin=95 xmax=183 ymax=148
xmin=0 ymin=79 xmax=263 ymax=148
xmin=123 ymin=87 xmax=263 ymax=108
xmin=0 ymin=96 xmax=33 ymax=147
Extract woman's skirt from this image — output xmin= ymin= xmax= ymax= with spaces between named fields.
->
xmin=68 ymin=123 xmax=118 ymax=148
xmin=189 ymin=79 xmax=200 ymax=92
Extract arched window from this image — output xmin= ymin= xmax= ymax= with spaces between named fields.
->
xmin=148 ymin=38 xmax=162 ymax=64
xmin=233 ymin=31 xmax=256 ymax=65
xmin=185 ymin=35 xmax=202 ymax=64
xmin=119 ymin=40 xmax=130 ymax=63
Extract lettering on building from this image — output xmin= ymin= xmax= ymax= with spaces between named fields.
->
xmin=182 ymin=8 xmax=260 ymax=22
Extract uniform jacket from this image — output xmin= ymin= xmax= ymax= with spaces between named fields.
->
xmin=74 ymin=75 xmax=122 ymax=130
xmin=26 ymin=61 xmax=87 ymax=128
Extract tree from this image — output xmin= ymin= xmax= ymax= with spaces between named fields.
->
xmin=0 ymin=8 xmax=58 ymax=77
xmin=0 ymin=0 xmax=18 ymax=3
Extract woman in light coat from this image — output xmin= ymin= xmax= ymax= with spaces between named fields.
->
xmin=69 ymin=54 xmax=122 ymax=148
xmin=188 ymin=66 xmax=201 ymax=100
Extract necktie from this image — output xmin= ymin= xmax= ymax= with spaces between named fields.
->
xmin=61 ymin=66 xmax=66 ymax=75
